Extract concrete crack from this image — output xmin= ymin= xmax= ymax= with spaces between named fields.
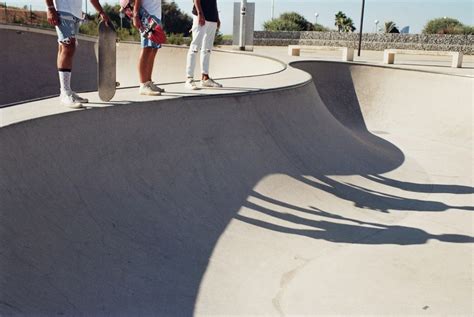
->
xmin=272 ymin=256 xmax=311 ymax=317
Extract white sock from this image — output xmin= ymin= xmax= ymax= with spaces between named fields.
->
xmin=58 ymin=69 xmax=72 ymax=95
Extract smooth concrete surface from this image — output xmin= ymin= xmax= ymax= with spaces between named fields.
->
xmin=0 ymin=25 xmax=285 ymax=106
xmin=245 ymin=45 xmax=474 ymax=78
xmin=1 ymin=27 xmax=474 ymax=316
xmin=0 ymin=25 xmax=98 ymax=105
xmin=0 ymin=64 xmax=307 ymax=127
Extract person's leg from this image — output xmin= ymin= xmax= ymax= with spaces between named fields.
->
xmin=138 ymin=10 xmax=162 ymax=95
xmin=145 ymin=48 xmax=165 ymax=92
xmin=57 ymin=40 xmax=75 ymax=69
xmin=138 ymin=47 xmax=155 ymax=83
xmin=56 ymin=12 xmax=77 ymax=95
xmin=200 ymin=21 xmax=217 ymax=81
xmin=55 ymin=12 xmax=84 ymax=107
xmin=185 ymin=16 xmax=206 ymax=81
xmin=146 ymin=48 xmax=158 ymax=82
xmin=138 ymin=47 xmax=161 ymax=95
xmin=200 ymin=22 xmax=222 ymax=88
xmin=57 ymin=38 xmax=76 ymax=95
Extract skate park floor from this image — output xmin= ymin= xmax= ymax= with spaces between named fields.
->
xmin=1 ymin=25 xmax=473 ymax=316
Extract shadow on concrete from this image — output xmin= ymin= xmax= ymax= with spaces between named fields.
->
xmin=297 ymin=175 xmax=474 ymax=213
xmin=236 ymin=197 xmax=474 ymax=245
xmin=364 ymin=174 xmax=474 ymax=194
xmin=1 ymin=61 xmax=470 ymax=315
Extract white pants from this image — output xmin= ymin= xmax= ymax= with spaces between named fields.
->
xmin=186 ymin=16 xmax=218 ymax=78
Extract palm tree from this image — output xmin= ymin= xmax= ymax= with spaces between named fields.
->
xmin=343 ymin=17 xmax=356 ymax=32
xmin=384 ymin=21 xmax=400 ymax=33
xmin=335 ymin=11 xmax=347 ymax=32
xmin=335 ymin=11 xmax=356 ymax=32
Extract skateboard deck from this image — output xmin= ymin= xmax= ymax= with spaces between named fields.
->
xmin=98 ymin=21 xmax=117 ymax=102
xmin=120 ymin=1 xmax=166 ymax=45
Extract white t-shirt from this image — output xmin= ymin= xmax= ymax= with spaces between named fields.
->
xmin=54 ymin=0 xmax=82 ymax=19
xmin=141 ymin=0 xmax=162 ymax=20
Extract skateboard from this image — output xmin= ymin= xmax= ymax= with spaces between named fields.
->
xmin=98 ymin=21 xmax=117 ymax=102
xmin=120 ymin=0 xmax=166 ymax=45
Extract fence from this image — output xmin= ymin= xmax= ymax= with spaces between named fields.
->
xmin=0 ymin=2 xmax=52 ymax=29
xmin=254 ymin=31 xmax=474 ymax=55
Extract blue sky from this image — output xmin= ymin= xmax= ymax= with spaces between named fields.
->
xmin=17 ymin=0 xmax=474 ymax=34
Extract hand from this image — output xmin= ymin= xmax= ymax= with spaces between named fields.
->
xmin=133 ymin=15 xmax=142 ymax=29
xmin=47 ymin=7 xmax=59 ymax=26
xmin=217 ymin=18 xmax=221 ymax=30
xmin=198 ymin=13 xmax=205 ymax=26
xmin=99 ymin=11 xmax=110 ymax=26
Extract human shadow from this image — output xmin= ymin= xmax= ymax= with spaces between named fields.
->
xmin=364 ymin=174 xmax=474 ymax=194
xmin=1 ymin=59 xmax=469 ymax=316
xmin=238 ymin=195 xmax=474 ymax=245
xmin=297 ymin=175 xmax=473 ymax=213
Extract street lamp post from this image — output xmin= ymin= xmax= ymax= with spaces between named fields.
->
xmin=315 ymin=12 xmax=319 ymax=25
xmin=357 ymin=0 xmax=366 ymax=57
xmin=119 ymin=11 xmax=124 ymax=29
xmin=239 ymin=0 xmax=247 ymax=51
xmin=374 ymin=19 xmax=379 ymax=33
xmin=271 ymin=0 xmax=275 ymax=20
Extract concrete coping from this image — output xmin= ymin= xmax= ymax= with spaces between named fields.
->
xmin=383 ymin=49 xmax=464 ymax=68
xmin=288 ymin=45 xmax=354 ymax=62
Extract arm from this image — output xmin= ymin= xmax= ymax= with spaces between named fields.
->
xmin=132 ymin=0 xmax=143 ymax=29
xmin=194 ymin=0 xmax=205 ymax=26
xmin=45 ymin=0 xmax=59 ymax=26
xmin=89 ymin=0 xmax=110 ymax=25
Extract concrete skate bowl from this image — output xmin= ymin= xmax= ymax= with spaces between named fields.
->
xmin=0 ymin=24 xmax=285 ymax=105
xmin=1 ymin=61 xmax=473 ymax=315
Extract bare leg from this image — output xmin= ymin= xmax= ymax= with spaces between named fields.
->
xmin=138 ymin=47 xmax=158 ymax=83
xmin=146 ymin=48 xmax=158 ymax=82
xmin=57 ymin=38 xmax=76 ymax=69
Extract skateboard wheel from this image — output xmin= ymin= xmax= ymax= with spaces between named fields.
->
xmin=116 ymin=82 xmax=121 ymax=87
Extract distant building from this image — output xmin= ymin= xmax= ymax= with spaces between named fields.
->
xmin=400 ymin=26 xmax=410 ymax=34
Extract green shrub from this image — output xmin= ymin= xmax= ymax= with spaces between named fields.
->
xmin=263 ymin=12 xmax=315 ymax=31
xmin=166 ymin=33 xmax=191 ymax=45
xmin=116 ymin=27 xmax=140 ymax=42
xmin=264 ymin=19 xmax=300 ymax=31
xmin=79 ymin=20 xmax=99 ymax=36
xmin=221 ymin=34 xmax=233 ymax=42
xmin=162 ymin=2 xmax=193 ymax=36
xmin=39 ymin=21 xmax=54 ymax=29
xmin=12 ymin=15 xmax=25 ymax=24
xmin=313 ymin=23 xmax=329 ymax=32
xmin=462 ymin=25 xmax=474 ymax=35
xmin=423 ymin=17 xmax=465 ymax=34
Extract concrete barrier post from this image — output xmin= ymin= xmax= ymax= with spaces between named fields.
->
xmin=452 ymin=52 xmax=463 ymax=68
xmin=288 ymin=46 xmax=300 ymax=56
xmin=384 ymin=50 xmax=395 ymax=64
xmin=343 ymin=47 xmax=354 ymax=61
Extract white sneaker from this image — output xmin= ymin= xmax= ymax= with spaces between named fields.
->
xmin=60 ymin=93 xmax=83 ymax=109
xmin=184 ymin=78 xmax=199 ymax=90
xmin=71 ymin=92 xmax=88 ymax=103
xmin=139 ymin=81 xmax=161 ymax=96
xmin=201 ymin=78 xmax=222 ymax=88
xmin=150 ymin=82 xmax=165 ymax=93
